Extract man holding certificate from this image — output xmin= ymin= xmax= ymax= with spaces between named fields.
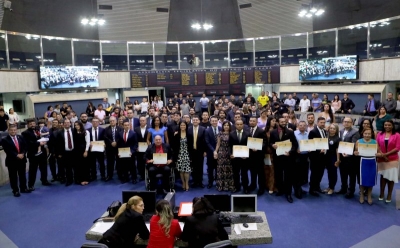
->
xmin=104 ymin=116 xmax=122 ymax=182
xmin=308 ymin=117 xmax=329 ymax=196
xmin=270 ymin=116 xmax=298 ymax=203
xmin=229 ymin=119 xmax=250 ymax=193
xmin=144 ymin=135 xmax=173 ymax=192
xmin=134 ymin=116 xmax=149 ymax=181
xmin=248 ymin=116 xmax=266 ymax=195
xmin=87 ymin=118 xmax=106 ymax=181
xmin=338 ymin=117 xmax=360 ymax=199
xmin=117 ymin=121 xmax=138 ymax=184
xmin=294 ymin=121 xmax=309 ymax=199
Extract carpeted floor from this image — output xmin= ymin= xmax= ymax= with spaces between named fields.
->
xmin=0 ymin=169 xmax=399 ymax=248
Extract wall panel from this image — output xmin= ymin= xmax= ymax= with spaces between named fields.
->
xmin=98 ymin=72 xmax=130 ymax=89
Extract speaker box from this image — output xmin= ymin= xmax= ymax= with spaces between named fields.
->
xmin=12 ymin=100 xmax=24 ymax=113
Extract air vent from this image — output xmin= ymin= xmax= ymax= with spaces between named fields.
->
xmin=99 ymin=5 xmax=112 ymax=10
xmin=156 ymin=8 xmax=169 ymax=13
xmin=239 ymin=3 xmax=252 ymax=9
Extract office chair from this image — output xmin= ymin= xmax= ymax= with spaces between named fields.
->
xmin=81 ymin=242 xmax=108 ymax=248
xmin=204 ymin=240 xmax=232 ymax=248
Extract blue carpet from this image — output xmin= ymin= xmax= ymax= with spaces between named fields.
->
xmin=0 ymin=169 xmax=399 ymax=248
xmin=350 ymin=225 xmax=400 ymax=248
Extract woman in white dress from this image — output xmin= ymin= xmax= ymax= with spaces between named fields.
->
xmin=8 ymin=108 xmax=19 ymax=125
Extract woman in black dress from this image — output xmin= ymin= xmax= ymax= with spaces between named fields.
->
xmin=73 ymin=121 xmax=90 ymax=185
xmin=325 ymin=123 xmax=340 ymax=195
xmin=86 ymin=101 xmax=95 ymax=117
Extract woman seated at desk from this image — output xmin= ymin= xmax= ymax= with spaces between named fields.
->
xmin=181 ymin=197 xmax=229 ymax=248
xmin=99 ymin=196 xmax=149 ymax=248
xmin=147 ymin=199 xmax=182 ymax=248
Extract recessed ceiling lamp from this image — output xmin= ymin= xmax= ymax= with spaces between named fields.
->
xmin=81 ymin=0 xmax=105 ymax=26
xmin=298 ymin=2 xmax=325 ymax=18
xmin=191 ymin=0 xmax=213 ymax=30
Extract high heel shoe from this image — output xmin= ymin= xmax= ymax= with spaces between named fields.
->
xmin=385 ymin=199 xmax=391 ymax=203
xmin=378 ymin=195 xmax=384 ymax=201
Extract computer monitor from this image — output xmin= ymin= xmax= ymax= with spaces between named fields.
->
xmin=204 ymin=194 xmax=231 ymax=212
xmin=121 ymin=190 xmax=156 ymax=214
xmin=231 ymin=194 xmax=257 ymax=215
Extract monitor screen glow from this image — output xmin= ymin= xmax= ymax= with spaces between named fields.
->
xmin=39 ymin=66 xmax=99 ymax=89
xmin=231 ymin=195 xmax=257 ymax=215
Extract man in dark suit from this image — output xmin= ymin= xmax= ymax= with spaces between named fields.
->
xmin=249 ymin=105 xmax=260 ymax=119
xmin=126 ymin=109 xmax=139 ymax=131
xmin=308 ymin=117 xmax=329 ymax=196
xmin=104 ymin=116 xmax=122 ymax=181
xmin=167 ymin=112 xmax=181 ymax=148
xmin=22 ymin=118 xmax=50 ymax=190
xmin=144 ymin=135 xmax=173 ymax=192
xmin=363 ymin=93 xmax=380 ymax=116
xmin=117 ymin=121 xmax=138 ymax=184
xmin=134 ymin=116 xmax=149 ymax=181
xmin=146 ymin=108 xmax=156 ymax=127
xmin=248 ymin=116 xmax=267 ymax=195
xmin=2 ymin=124 xmax=30 ymax=197
xmin=48 ymin=119 xmax=60 ymax=182
xmin=54 ymin=119 xmax=75 ymax=186
xmin=87 ymin=117 xmax=106 ymax=181
xmin=204 ymin=116 xmax=221 ymax=189
xmin=270 ymin=116 xmax=299 ymax=203
xmin=341 ymin=93 xmax=355 ymax=114
xmin=282 ymin=112 xmax=296 ymax=131
xmin=231 ymin=113 xmax=250 ymax=132
xmin=338 ymin=117 xmax=360 ymax=199
xmin=229 ymin=119 xmax=250 ymax=193
xmin=188 ymin=115 xmax=206 ymax=188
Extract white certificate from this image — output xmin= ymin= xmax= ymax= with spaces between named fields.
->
xmin=91 ymin=141 xmax=105 ymax=152
xmin=37 ymin=138 xmax=49 ymax=142
xmin=358 ymin=143 xmax=377 ymax=157
xmin=276 ymin=142 xmax=292 ymax=156
xmin=247 ymin=137 xmax=263 ymax=150
xmin=299 ymin=140 xmax=315 ymax=152
xmin=153 ymin=153 xmax=167 ymax=164
xmin=138 ymin=142 xmax=148 ymax=152
xmin=313 ymin=138 xmax=329 ymax=150
xmin=118 ymin=148 xmax=131 ymax=158
xmin=233 ymin=145 xmax=249 ymax=158
xmin=338 ymin=142 xmax=354 ymax=155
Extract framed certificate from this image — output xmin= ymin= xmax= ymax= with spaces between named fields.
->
xmin=91 ymin=141 xmax=105 ymax=152
xmin=299 ymin=140 xmax=315 ymax=152
xmin=338 ymin=142 xmax=354 ymax=155
xmin=276 ymin=142 xmax=292 ymax=156
xmin=138 ymin=142 xmax=148 ymax=152
xmin=358 ymin=143 xmax=377 ymax=157
xmin=118 ymin=148 xmax=131 ymax=158
xmin=247 ymin=137 xmax=263 ymax=150
xmin=153 ymin=153 xmax=168 ymax=164
xmin=313 ymin=138 xmax=329 ymax=150
xmin=233 ymin=145 xmax=249 ymax=158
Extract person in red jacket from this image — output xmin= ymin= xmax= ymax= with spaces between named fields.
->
xmin=147 ymin=199 xmax=182 ymax=248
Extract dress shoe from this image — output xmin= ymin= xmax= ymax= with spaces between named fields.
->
xmin=309 ymin=191 xmax=319 ymax=197
xmin=385 ymin=199 xmax=392 ymax=203
xmin=105 ymin=177 xmax=112 ymax=182
xmin=268 ymin=190 xmax=274 ymax=195
xmin=336 ymin=189 xmax=347 ymax=194
xmin=345 ymin=193 xmax=354 ymax=199
xmin=276 ymin=192 xmax=284 ymax=196
xmin=21 ymin=189 xmax=31 ymax=193
xmin=13 ymin=191 xmax=21 ymax=197
xmin=65 ymin=182 xmax=72 ymax=187
xmin=286 ymin=195 xmax=293 ymax=203
xmin=257 ymin=190 xmax=265 ymax=196
xmin=327 ymin=189 xmax=334 ymax=195
xmin=132 ymin=179 xmax=137 ymax=184
xmin=42 ymin=181 xmax=51 ymax=186
xmin=28 ymin=187 xmax=35 ymax=192
xmin=207 ymin=184 xmax=213 ymax=189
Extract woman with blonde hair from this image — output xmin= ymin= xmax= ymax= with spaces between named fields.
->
xmin=148 ymin=200 xmax=182 ymax=248
xmin=99 ymin=196 xmax=149 ymax=248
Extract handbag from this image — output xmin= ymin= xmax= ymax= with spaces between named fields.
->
xmin=107 ymin=200 xmax=122 ymax=217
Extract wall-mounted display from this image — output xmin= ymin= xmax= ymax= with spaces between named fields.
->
xmin=39 ymin=66 xmax=99 ymax=89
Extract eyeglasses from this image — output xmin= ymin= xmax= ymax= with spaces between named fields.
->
xmin=343 ymin=121 xmax=352 ymax=123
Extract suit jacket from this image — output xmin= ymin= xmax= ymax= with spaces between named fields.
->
xmin=229 ymin=129 xmax=250 ymax=156
xmin=308 ymin=127 xmax=328 ymax=156
xmin=117 ymin=130 xmax=138 ymax=155
xmin=287 ymin=123 xmax=297 ymax=131
xmin=134 ymin=126 xmax=149 ymax=143
xmin=87 ymin=127 xmax=105 ymax=142
xmin=127 ymin=117 xmax=140 ymax=130
xmin=364 ymin=99 xmax=380 ymax=112
xmin=2 ymin=135 xmax=27 ymax=165
xmin=21 ymin=129 xmax=41 ymax=158
xmin=248 ymin=126 xmax=266 ymax=160
xmin=144 ymin=143 xmax=173 ymax=164
xmin=231 ymin=124 xmax=250 ymax=133
xmin=339 ymin=127 xmax=360 ymax=157
xmin=104 ymin=125 xmax=122 ymax=151
xmin=187 ymin=125 xmax=206 ymax=153
xmin=205 ymin=126 xmax=222 ymax=159
xmin=48 ymin=127 xmax=59 ymax=154
xmin=269 ymin=127 xmax=298 ymax=157
xmin=167 ymin=121 xmax=179 ymax=147
xmin=172 ymin=132 xmax=194 ymax=162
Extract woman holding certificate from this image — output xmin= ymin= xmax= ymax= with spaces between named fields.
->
xmin=354 ymin=128 xmax=377 ymax=204
xmin=173 ymin=121 xmax=193 ymax=191
xmin=326 ymin=124 xmax=340 ymax=195
xmin=376 ymin=120 xmax=400 ymax=203
xmin=147 ymin=116 xmax=169 ymax=145
xmin=264 ymin=116 xmax=277 ymax=194
xmin=73 ymin=121 xmax=90 ymax=185
xmin=214 ymin=121 xmax=235 ymax=192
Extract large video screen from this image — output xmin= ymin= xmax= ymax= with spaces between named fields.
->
xmin=39 ymin=66 xmax=99 ymax=89
xmin=299 ymin=55 xmax=358 ymax=81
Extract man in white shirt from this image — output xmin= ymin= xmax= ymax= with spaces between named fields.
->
xmin=199 ymin=94 xmax=209 ymax=114
xmin=139 ymin=97 xmax=149 ymax=114
xmin=284 ymin=94 xmax=296 ymax=110
xmin=299 ymin=95 xmax=311 ymax=112
xmin=94 ymin=104 xmax=106 ymax=124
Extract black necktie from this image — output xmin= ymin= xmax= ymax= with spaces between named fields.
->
xmin=250 ymin=127 xmax=254 ymax=137
xmin=112 ymin=128 xmax=115 ymax=142
xmin=95 ymin=129 xmax=98 ymax=141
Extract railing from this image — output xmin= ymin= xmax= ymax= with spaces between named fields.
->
xmin=0 ymin=15 xmax=399 ymax=71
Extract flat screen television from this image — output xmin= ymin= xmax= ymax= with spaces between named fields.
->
xmin=39 ymin=66 xmax=99 ymax=89
xmin=299 ymin=55 xmax=358 ymax=81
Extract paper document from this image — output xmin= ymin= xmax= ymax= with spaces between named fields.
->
xmin=237 ymin=223 xmax=258 ymax=231
xmin=118 ymin=148 xmax=131 ymax=158
xmin=37 ymin=138 xmax=49 ymax=142
xmin=358 ymin=143 xmax=377 ymax=157
xmin=146 ymin=223 xmax=150 ymax=231
xmin=91 ymin=222 xmax=114 ymax=234
xmin=247 ymin=138 xmax=263 ymax=150
xmin=313 ymin=138 xmax=329 ymax=150
xmin=338 ymin=142 xmax=354 ymax=155
xmin=299 ymin=140 xmax=315 ymax=152
xmin=234 ymin=224 xmax=241 ymax=235
xmin=153 ymin=153 xmax=167 ymax=164
xmin=233 ymin=145 xmax=249 ymax=158
xmin=178 ymin=202 xmax=193 ymax=216
xmin=91 ymin=141 xmax=105 ymax=152
xmin=179 ymin=222 xmax=185 ymax=230
xmin=276 ymin=142 xmax=292 ymax=156
xmin=138 ymin=142 xmax=148 ymax=152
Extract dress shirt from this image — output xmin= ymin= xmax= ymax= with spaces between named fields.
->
xmin=123 ymin=130 xmax=130 ymax=142
xmin=368 ymin=100 xmax=376 ymax=112
xmin=92 ymin=127 xmax=99 ymax=141
xmin=307 ymin=125 xmax=315 ymax=133
xmin=342 ymin=130 xmax=348 ymax=141
xmin=129 ymin=118 xmax=135 ymax=130
xmin=193 ymin=126 xmax=198 ymax=149
xmin=294 ymin=130 xmax=308 ymax=154
xmin=284 ymin=98 xmax=296 ymax=108
xmin=64 ymin=128 xmax=74 ymax=151
xmin=396 ymin=101 xmax=400 ymax=111
xmin=317 ymin=127 xmax=326 ymax=138
xmin=141 ymin=126 xmax=146 ymax=138
xmin=212 ymin=126 xmax=218 ymax=135
xmin=84 ymin=130 xmax=90 ymax=151
xmin=299 ymin=99 xmax=310 ymax=112
xmin=84 ymin=121 xmax=92 ymax=129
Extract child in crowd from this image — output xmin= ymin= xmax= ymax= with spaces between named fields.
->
xmin=37 ymin=120 xmax=50 ymax=156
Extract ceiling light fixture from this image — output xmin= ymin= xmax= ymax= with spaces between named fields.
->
xmin=81 ymin=0 xmax=105 ymax=26
xmin=298 ymin=2 xmax=325 ymax=18
xmin=191 ymin=0 xmax=213 ymax=31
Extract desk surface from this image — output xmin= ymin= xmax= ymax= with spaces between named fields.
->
xmin=86 ymin=211 xmax=272 ymax=246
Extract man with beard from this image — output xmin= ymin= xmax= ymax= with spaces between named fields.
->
xmin=80 ymin=112 xmax=92 ymax=129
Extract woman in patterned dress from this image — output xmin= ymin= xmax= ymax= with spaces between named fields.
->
xmin=213 ymin=121 xmax=235 ymax=192
xmin=173 ymin=121 xmax=193 ymax=191
xmin=264 ymin=116 xmax=277 ymax=194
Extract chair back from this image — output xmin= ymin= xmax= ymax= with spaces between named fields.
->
xmin=204 ymin=240 xmax=233 ymax=248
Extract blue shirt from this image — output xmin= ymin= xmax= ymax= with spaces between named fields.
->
xmin=148 ymin=127 xmax=167 ymax=143
xmin=367 ymin=100 xmax=376 ymax=112
xmin=294 ymin=130 xmax=309 ymax=154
